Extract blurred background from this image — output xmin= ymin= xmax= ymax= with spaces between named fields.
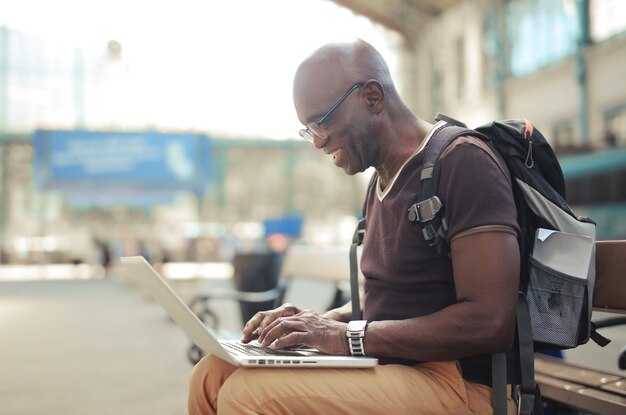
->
xmin=1 ymin=0 xmax=625 ymax=414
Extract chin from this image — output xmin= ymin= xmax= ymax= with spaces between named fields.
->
xmin=340 ymin=146 xmax=372 ymax=175
xmin=342 ymin=164 xmax=366 ymax=176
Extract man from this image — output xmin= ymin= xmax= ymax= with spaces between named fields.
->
xmin=188 ymin=39 xmax=519 ymax=414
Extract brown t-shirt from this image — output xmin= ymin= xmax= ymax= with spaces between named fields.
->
xmin=360 ymin=132 xmax=519 ymax=384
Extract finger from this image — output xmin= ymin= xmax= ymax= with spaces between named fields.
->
xmin=244 ymin=312 xmax=285 ymax=343
xmin=259 ymin=310 xmax=318 ymax=343
xmin=256 ymin=306 xmax=298 ymax=336
xmin=242 ymin=311 xmax=269 ymax=339
xmin=269 ymin=331 xmax=309 ymax=350
xmin=240 ymin=327 xmax=260 ymax=344
xmin=257 ymin=316 xmax=278 ymax=345
xmin=259 ymin=318 xmax=306 ymax=347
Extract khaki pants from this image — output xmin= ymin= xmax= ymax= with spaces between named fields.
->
xmin=188 ymin=354 xmax=517 ymax=414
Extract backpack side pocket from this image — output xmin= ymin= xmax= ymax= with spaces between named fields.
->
xmin=526 ymin=255 xmax=587 ymax=348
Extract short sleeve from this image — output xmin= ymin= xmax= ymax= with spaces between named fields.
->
xmin=438 ymin=137 xmax=519 ymax=241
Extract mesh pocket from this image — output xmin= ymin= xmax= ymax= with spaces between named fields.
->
xmin=526 ymin=256 xmax=587 ymax=348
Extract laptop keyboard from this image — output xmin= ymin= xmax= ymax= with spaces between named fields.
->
xmin=223 ymin=342 xmax=305 ymax=357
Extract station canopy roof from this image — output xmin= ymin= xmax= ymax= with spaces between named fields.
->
xmin=334 ymin=0 xmax=460 ymax=38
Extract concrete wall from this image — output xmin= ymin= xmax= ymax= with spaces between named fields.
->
xmin=504 ymin=59 xmax=580 ymax=142
xmin=587 ymin=35 xmax=626 ymax=143
xmin=410 ymin=1 xmax=500 ymax=126
xmin=399 ymin=0 xmax=626 ymax=148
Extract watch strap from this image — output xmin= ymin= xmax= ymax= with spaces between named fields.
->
xmin=348 ymin=336 xmax=365 ymax=356
xmin=347 ymin=320 xmax=368 ymax=356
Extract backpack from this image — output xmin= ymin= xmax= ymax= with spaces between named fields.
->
xmin=348 ymin=113 xmax=611 ymax=415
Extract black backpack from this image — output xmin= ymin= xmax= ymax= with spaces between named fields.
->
xmin=349 ymin=113 xmax=611 ymax=415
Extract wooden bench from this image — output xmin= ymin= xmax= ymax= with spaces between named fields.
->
xmin=534 ymin=240 xmax=626 ymax=415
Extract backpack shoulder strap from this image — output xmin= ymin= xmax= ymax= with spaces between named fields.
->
xmin=434 ymin=112 xmax=468 ymax=128
xmin=407 ymin=122 xmax=484 ymax=255
xmin=349 ymin=217 xmax=366 ymax=320
xmin=348 ymin=173 xmax=377 ymax=320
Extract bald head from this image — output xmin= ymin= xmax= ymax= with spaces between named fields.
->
xmin=293 ymin=39 xmax=398 ymax=123
xmin=295 ymin=39 xmax=394 ymax=92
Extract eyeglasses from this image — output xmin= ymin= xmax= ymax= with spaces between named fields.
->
xmin=299 ymin=83 xmax=363 ymax=143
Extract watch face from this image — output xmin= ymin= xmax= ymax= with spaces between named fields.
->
xmin=348 ymin=320 xmax=367 ymax=332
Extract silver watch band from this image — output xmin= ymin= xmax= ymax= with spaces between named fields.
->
xmin=348 ymin=336 xmax=365 ymax=356
xmin=346 ymin=320 xmax=368 ymax=356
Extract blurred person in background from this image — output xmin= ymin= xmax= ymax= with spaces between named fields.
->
xmin=188 ymin=39 xmax=519 ymax=414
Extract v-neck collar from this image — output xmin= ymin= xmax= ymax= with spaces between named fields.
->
xmin=376 ymin=121 xmax=445 ymax=201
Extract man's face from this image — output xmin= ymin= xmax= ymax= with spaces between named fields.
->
xmin=294 ymin=76 xmax=378 ymax=175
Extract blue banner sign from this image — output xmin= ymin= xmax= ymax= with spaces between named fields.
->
xmin=33 ymin=130 xmax=212 ymax=207
xmin=34 ymin=130 xmax=211 ymax=187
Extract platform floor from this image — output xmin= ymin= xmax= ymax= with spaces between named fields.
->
xmin=0 ymin=274 xmax=336 ymax=415
xmin=0 ymin=275 xmax=624 ymax=415
xmin=1 ymin=278 xmax=198 ymax=415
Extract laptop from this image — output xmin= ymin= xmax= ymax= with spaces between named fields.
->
xmin=120 ymin=256 xmax=378 ymax=368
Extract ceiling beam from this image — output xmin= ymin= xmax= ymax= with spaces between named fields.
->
xmin=333 ymin=0 xmax=459 ymax=40
xmin=333 ymin=0 xmax=421 ymax=40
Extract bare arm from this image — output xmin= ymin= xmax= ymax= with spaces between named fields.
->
xmin=364 ymin=231 xmax=519 ymax=361
xmin=257 ymin=231 xmax=518 ymax=359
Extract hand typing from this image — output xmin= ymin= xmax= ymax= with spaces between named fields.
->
xmin=243 ymin=305 xmax=350 ymax=355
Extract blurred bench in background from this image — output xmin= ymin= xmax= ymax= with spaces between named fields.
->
xmin=281 ymin=245 xmax=360 ymax=310
xmin=0 ymin=263 xmax=104 ymax=281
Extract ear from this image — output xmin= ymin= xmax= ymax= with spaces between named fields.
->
xmin=362 ymin=79 xmax=384 ymax=114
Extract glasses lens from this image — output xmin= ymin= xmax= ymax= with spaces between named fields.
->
xmin=307 ymin=123 xmax=327 ymax=140
xmin=299 ymin=128 xmax=314 ymax=143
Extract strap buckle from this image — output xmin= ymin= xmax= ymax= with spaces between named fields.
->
xmin=353 ymin=228 xmax=365 ymax=244
xmin=407 ymin=196 xmax=443 ymax=223
xmin=352 ymin=218 xmax=366 ymax=245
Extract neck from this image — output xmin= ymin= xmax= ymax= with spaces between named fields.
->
xmin=376 ymin=113 xmax=433 ymax=189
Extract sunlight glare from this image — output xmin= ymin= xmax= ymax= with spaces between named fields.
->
xmin=0 ymin=0 xmax=401 ymax=139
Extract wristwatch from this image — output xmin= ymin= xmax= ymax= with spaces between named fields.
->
xmin=346 ymin=320 xmax=368 ymax=356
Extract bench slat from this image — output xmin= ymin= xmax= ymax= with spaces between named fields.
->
xmin=537 ymin=374 xmax=626 ymax=415
xmin=535 ymin=356 xmax=622 ymax=388
xmin=576 ymin=387 xmax=626 ymax=414
xmin=602 ymin=380 xmax=626 ymax=397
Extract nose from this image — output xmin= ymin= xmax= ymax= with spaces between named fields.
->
xmin=312 ymin=134 xmax=327 ymax=149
